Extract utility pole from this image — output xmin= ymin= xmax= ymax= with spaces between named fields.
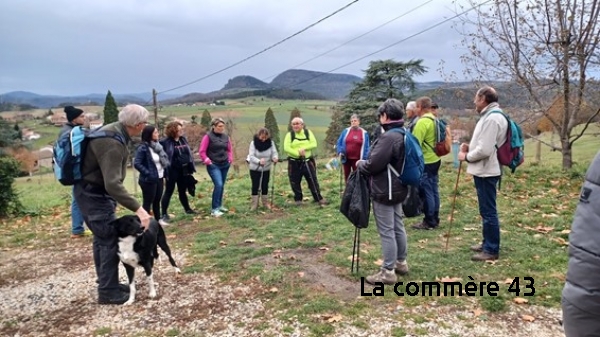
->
xmin=152 ymin=88 xmax=158 ymax=127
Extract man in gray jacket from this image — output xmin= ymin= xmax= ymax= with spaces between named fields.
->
xmin=562 ymin=151 xmax=600 ymax=336
xmin=458 ymin=86 xmax=508 ymax=261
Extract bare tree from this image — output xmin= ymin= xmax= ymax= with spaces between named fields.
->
xmin=456 ymin=0 xmax=600 ymax=169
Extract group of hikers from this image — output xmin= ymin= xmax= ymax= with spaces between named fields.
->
xmin=57 ymin=89 xmax=600 ymax=337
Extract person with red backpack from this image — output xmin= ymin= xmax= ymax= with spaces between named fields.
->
xmin=458 ymin=86 xmax=508 ymax=261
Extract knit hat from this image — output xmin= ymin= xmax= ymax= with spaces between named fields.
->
xmin=64 ymin=106 xmax=84 ymax=122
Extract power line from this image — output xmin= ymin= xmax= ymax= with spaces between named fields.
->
xmin=260 ymin=0 xmax=435 ymax=82
xmin=157 ymin=0 xmax=361 ymax=96
xmin=278 ymin=0 xmax=494 ymax=92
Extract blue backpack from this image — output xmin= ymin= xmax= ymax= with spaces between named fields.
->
xmin=491 ymin=110 xmax=524 ymax=173
xmin=386 ymin=128 xmax=424 ymax=186
xmin=53 ymin=126 xmax=125 ymax=185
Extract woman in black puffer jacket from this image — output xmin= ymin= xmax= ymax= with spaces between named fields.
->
xmin=134 ymin=125 xmax=170 ymax=225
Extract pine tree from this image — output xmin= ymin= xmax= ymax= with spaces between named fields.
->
xmin=103 ymin=90 xmax=119 ymax=124
xmin=324 ymin=108 xmax=345 ymax=154
xmin=200 ymin=109 xmax=212 ymax=128
xmin=190 ymin=115 xmax=198 ymax=124
xmin=287 ymin=107 xmax=302 ymax=133
xmin=264 ymin=107 xmax=280 ymax=151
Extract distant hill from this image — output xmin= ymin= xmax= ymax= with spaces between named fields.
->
xmin=270 ymin=69 xmax=362 ymax=100
xmin=222 ymin=76 xmax=270 ymax=90
xmin=0 ymin=91 xmax=180 ymax=109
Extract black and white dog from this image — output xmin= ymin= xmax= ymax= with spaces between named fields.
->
xmin=114 ymin=215 xmax=181 ymax=305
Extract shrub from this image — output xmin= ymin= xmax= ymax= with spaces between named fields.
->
xmin=0 ymin=156 xmax=23 ymax=217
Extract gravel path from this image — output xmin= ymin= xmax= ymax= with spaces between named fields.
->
xmin=0 ymin=240 xmax=565 ymax=337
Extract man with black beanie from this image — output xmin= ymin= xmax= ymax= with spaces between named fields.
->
xmin=60 ymin=106 xmax=90 ymax=238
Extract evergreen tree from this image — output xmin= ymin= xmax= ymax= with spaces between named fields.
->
xmin=190 ymin=115 xmax=198 ymax=124
xmin=264 ymin=107 xmax=280 ymax=151
xmin=200 ymin=109 xmax=212 ymax=128
xmin=324 ymin=108 xmax=345 ymax=154
xmin=287 ymin=107 xmax=302 ymax=133
xmin=103 ymin=90 xmax=119 ymax=124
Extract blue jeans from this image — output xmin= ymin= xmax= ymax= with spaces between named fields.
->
xmin=207 ymin=162 xmax=230 ymax=210
xmin=71 ymin=186 xmax=85 ymax=234
xmin=419 ymin=161 xmax=440 ymax=227
xmin=474 ymin=176 xmax=500 ymax=255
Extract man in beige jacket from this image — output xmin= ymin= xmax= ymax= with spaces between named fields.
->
xmin=458 ymin=86 xmax=508 ymax=261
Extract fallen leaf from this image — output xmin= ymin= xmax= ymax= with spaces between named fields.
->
xmin=373 ymin=259 xmax=383 ymax=266
xmin=560 ymin=229 xmax=571 ymax=235
xmin=436 ymin=276 xmax=462 ymax=283
xmin=513 ymin=297 xmax=529 ymax=304
xmin=347 ymin=255 xmax=359 ymax=261
xmin=219 ymin=240 xmax=227 ymax=246
xmin=503 ymin=278 xmax=514 ymax=285
xmin=166 ymin=234 xmax=177 ymax=239
xmin=463 ymin=227 xmax=478 ymax=231
xmin=418 ymin=239 xmax=428 ymax=243
xmin=319 ymin=246 xmax=329 ymax=251
xmin=244 ymin=239 xmax=256 ymax=243
xmin=522 ymin=314 xmax=535 ymax=322
xmin=298 ymin=272 xmax=305 ymax=278
xmin=553 ymin=237 xmax=569 ymax=246
xmin=269 ymin=287 xmax=278 ymax=293
xmin=327 ymin=314 xmax=343 ymax=323
xmin=473 ymin=308 xmax=483 ymax=317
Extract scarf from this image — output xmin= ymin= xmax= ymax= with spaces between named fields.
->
xmin=253 ymin=135 xmax=272 ymax=152
xmin=149 ymin=141 xmax=170 ymax=168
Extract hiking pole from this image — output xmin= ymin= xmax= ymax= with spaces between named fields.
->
xmin=270 ymin=162 xmax=276 ymax=209
xmin=351 ymin=227 xmax=361 ymax=273
xmin=339 ymin=158 xmax=343 ymax=195
xmin=444 ymin=161 xmax=463 ymax=253
xmin=303 ymin=158 xmax=323 ymax=201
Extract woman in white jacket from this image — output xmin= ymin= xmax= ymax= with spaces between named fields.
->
xmin=247 ymin=128 xmax=279 ymax=210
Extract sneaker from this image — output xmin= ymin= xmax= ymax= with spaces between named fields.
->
xmin=185 ymin=209 xmax=197 ymax=215
xmin=295 ymin=200 xmax=303 ymax=206
xmin=218 ymin=206 xmax=229 ymax=213
xmin=470 ymin=243 xmax=483 ymax=252
xmin=471 ymin=251 xmax=499 ymax=261
xmin=412 ymin=222 xmax=435 ymax=230
xmin=158 ymin=219 xmax=170 ymax=227
xmin=98 ymin=291 xmax=129 ymax=305
xmin=161 ymin=214 xmax=171 ymax=222
xmin=70 ymin=233 xmax=85 ymax=239
xmin=211 ymin=209 xmax=224 ymax=217
xmin=318 ymin=199 xmax=329 ymax=207
xmin=83 ymin=229 xmax=93 ymax=236
xmin=395 ymin=260 xmax=409 ymax=275
xmin=365 ymin=268 xmax=397 ymax=285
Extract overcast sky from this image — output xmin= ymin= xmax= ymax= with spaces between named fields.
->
xmin=0 ymin=0 xmax=475 ymax=98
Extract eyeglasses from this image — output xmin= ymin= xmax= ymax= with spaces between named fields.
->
xmin=292 ymin=122 xmax=302 ymax=125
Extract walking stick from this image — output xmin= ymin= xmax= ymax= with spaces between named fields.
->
xmin=444 ymin=161 xmax=463 ymax=253
xmin=303 ymin=158 xmax=323 ymax=200
xmin=339 ymin=158 xmax=343 ymax=195
xmin=351 ymin=227 xmax=361 ymax=273
xmin=270 ymin=162 xmax=276 ymax=209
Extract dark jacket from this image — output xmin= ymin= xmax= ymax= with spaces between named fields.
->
xmin=357 ymin=122 xmax=408 ymax=205
xmin=134 ymin=143 xmax=161 ymax=183
xmin=160 ymin=136 xmax=196 ymax=173
xmin=81 ymin=122 xmax=140 ymax=212
xmin=562 ymin=150 xmax=600 ymax=314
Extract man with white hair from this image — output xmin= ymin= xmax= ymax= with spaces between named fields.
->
xmin=405 ymin=101 xmax=418 ymax=130
xmin=283 ymin=117 xmax=327 ymax=207
xmin=74 ymin=104 xmax=152 ymax=305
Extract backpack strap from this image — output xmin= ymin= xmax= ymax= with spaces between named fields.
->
xmin=488 ymin=109 xmax=509 ymax=190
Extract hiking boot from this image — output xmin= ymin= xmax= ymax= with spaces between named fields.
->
xmin=219 ymin=206 xmax=229 ymax=213
xmin=161 ymin=214 xmax=171 ymax=222
xmin=250 ymin=196 xmax=259 ymax=211
xmin=98 ymin=291 xmax=129 ymax=305
xmin=185 ymin=209 xmax=197 ymax=215
xmin=295 ymin=200 xmax=303 ymax=206
xmin=365 ymin=268 xmax=397 ymax=285
xmin=470 ymin=243 xmax=483 ymax=252
xmin=411 ymin=222 xmax=435 ymax=230
xmin=83 ymin=229 xmax=93 ymax=236
xmin=211 ymin=209 xmax=224 ymax=217
xmin=158 ymin=218 xmax=170 ymax=226
xmin=395 ymin=260 xmax=409 ymax=275
xmin=261 ymin=196 xmax=272 ymax=210
xmin=318 ymin=199 xmax=329 ymax=207
xmin=471 ymin=252 xmax=499 ymax=261
xmin=70 ymin=233 xmax=86 ymax=239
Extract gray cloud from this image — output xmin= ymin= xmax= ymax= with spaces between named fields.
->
xmin=0 ymin=0 xmax=470 ymax=97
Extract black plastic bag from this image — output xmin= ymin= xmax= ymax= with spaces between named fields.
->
xmin=340 ymin=171 xmax=370 ymax=228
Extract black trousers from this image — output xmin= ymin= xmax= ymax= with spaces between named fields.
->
xmin=140 ymin=179 xmax=164 ymax=220
xmin=161 ymin=167 xmax=192 ymax=214
xmin=250 ymin=169 xmax=270 ymax=196
xmin=73 ymin=182 xmax=119 ymax=297
xmin=288 ymin=158 xmax=323 ymax=202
